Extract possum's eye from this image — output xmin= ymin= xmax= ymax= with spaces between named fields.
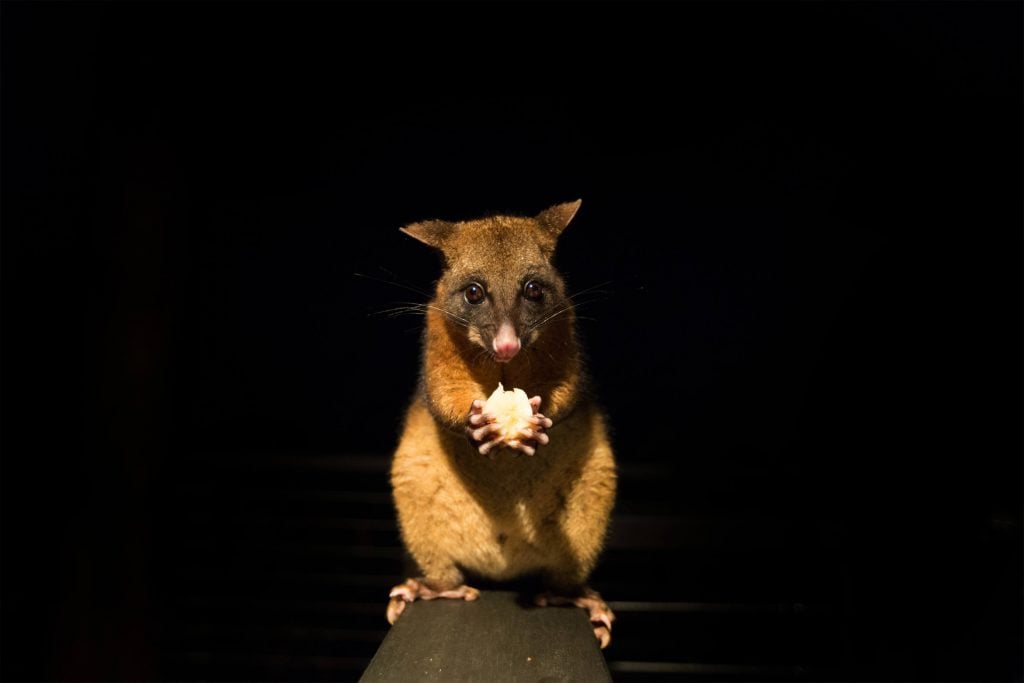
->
xmin=464 ymin=283 xmax=486 ymax=305
xmin=523 ymin=280 xmax=544 ymax=302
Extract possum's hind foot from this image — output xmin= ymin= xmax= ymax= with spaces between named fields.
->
xmin=535 ymin=587 xmax=615 ymax=649
xmin=386 ymin=577 xmax=480 ymax=624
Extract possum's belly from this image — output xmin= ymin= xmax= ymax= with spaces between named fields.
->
xmin=391 ymin=399 xmax=591 ymax=583
xmin=447 ymin=497 xmax=560 ymax=581
xmin=393 ymin=454 xmax=565 ymax=580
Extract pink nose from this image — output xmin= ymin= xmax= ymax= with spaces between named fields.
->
xmin=494 ymin=340 xmax=520 ymax=361
xmin=492 ymin=322 xmax=521 ymax=362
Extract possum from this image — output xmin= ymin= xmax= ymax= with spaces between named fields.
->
xmin=387 ymin=200 xmax=617 ymax=648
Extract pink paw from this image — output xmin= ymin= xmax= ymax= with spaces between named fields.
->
xmin=386 ymin=578 xmax=480 ymax=624
xmin=466 ymin=396 xmax=553 ymax=457
xmin=535 ymin=587 xmax=615 ymax=649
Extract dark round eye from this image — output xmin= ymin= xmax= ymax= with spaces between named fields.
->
xmin=464 ymin=282 xmax=485 ymax=304
xmin=523 ymin=280 xmax=544 ymax=301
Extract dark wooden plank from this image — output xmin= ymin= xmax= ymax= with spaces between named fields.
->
xmin=359 ymin=590 xmax=611 ymax=682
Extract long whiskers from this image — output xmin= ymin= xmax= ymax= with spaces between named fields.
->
xmin=371 ymin=301 xmax=471 ymax=328
xmin=567 ymin=280 xmax=615 ymax=301
xmin=533 ymin=280 xmax=616 ymax=332
xmin=524 ymin=299 xmax=599 ymax=335
xmin=470 ymin=346 xmax=492 ymax=367
xmin=522 ymin=279 xmax=615 ymax=336
xmin=353 ymin=271 xmax=433 ymax=298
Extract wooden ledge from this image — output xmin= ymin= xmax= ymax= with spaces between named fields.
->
xmin=360 ymin=590 xmax=611 ymax=682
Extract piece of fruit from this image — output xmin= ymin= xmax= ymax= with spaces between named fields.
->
xmin=483 ymin=382 xmax=533 ymax=442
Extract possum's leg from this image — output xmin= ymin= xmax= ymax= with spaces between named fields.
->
xmin=533 ymin=409 xmax=617 ymax=647
xmin=386 ymin=569 xmax=480 ymax=624
xmin=535 ymin=586 xmax=615 ymax=649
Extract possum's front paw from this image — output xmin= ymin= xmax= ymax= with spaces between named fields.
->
xmin=466 ymin=396 xmax=552 ymax=457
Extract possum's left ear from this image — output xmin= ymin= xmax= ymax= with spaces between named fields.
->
xmin=399 ymin=220 xmax=456 ymax=250
xmin=536 ymin=199 xmax=582 ymax=240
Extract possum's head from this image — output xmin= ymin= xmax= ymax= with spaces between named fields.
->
xmin=400 ymin=200 xmax=580 ymax=363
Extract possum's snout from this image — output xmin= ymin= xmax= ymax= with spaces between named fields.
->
xmin=491 ymin=321 xmax=521 ymax=362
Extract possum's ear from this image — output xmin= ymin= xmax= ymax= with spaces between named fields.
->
xmin=399 ymin=220 xmax=456 ymax=249
xmin=536 ymin=199 xmax=582 ymax=240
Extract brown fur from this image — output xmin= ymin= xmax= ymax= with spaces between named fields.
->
xmin=390 ymin=201 xmax=617 ymax=593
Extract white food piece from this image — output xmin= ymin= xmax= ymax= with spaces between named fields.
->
xmin=483 ymin=382 xmax=533 ymax=442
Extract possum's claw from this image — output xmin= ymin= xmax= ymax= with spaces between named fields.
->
xmin=535 ymin=587 xmax=615 ymax=649
xmin=386 ymin=578 xmax=480 ymax=624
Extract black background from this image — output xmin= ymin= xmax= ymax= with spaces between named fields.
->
xmin=2 ymin=2 xmax=1021 ymax=681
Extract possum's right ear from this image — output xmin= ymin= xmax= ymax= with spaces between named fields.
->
xmin=536 ymin=199 xmax=582 ymax=240
xmin=399 ymin=220 xmax=456 ymax=249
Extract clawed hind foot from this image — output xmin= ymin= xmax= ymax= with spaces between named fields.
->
xmin=386 ymin=577 xmax=480 ymax=624
xmin=535 ymin=587 xmax=615 ymax=648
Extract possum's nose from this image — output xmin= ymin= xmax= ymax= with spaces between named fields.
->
xmin=492 ymin=322 xmax=521 ymax=362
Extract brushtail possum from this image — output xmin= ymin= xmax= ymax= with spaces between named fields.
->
xmin=387 ymin=200 xmax=617 ymax=648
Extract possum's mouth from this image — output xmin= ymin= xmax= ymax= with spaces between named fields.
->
xmin=490 ymin=341 xmax=520 ymax=363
